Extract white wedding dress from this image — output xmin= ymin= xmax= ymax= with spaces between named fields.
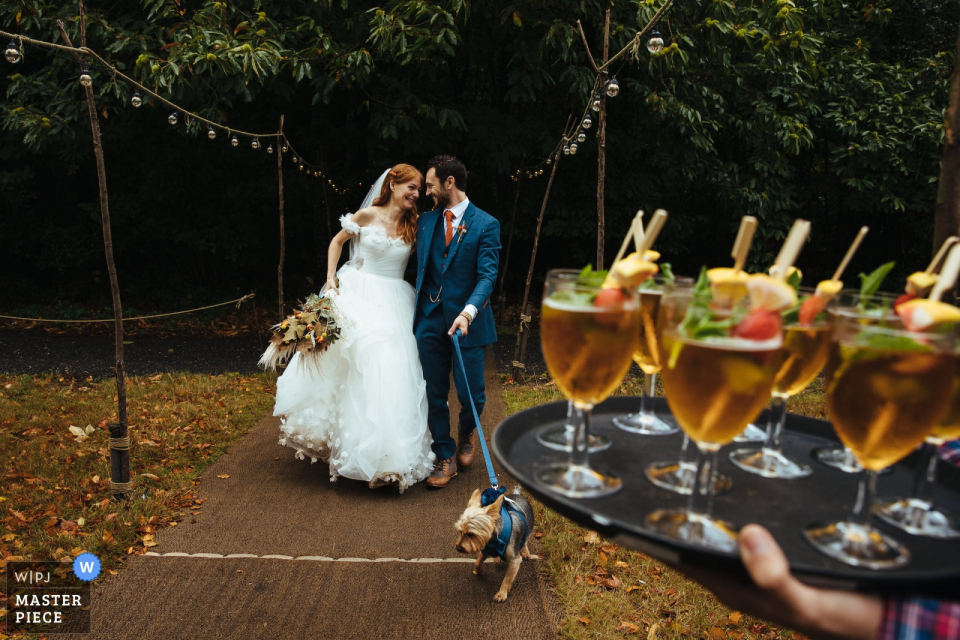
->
xmin=273 ymin=214 xmax=435 ymax=492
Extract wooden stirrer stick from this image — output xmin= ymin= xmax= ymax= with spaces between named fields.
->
xmin=830 ymin=226 xmax=869 ymax=282
xmin=638 ymin=209 xmax=668 ymax=255
xmin=631 ymin=211 xmax=646 ymax=252
xmin=771 ymin=219 xmax=811 ymax=281
xmin=926 ymin=236 xmax=960 ymax=274
xmin=929 ymin=244 xmax=960 ymax=302
xmin=613 ymin=210 xmax=644 ymax=265
xmin=731 ymin=216 xmax=757 ymax=273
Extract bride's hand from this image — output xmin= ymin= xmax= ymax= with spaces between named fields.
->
xmin=325 ymin=277 xmax=338 ymax=293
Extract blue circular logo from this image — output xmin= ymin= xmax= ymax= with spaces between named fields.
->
xmin=73 ymin=553 xmax=101 ymax=582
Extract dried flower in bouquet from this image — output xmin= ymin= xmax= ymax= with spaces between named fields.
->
xmin=258 ymin=294 xmax=344 ymax=371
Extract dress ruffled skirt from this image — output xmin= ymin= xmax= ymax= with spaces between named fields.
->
xmin=273 ymin=264 xmax=435 ymax=492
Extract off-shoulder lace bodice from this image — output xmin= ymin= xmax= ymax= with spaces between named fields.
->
xmin=340 ymin=214 xmax=411 ymax=279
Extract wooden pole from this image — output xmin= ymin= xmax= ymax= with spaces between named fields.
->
xmin=57 ymin=11 xmax=129 ymax=501
xmin=512 ymin=150 xmax=563 ymax=381
xmin=277 ymin=116 xmax=285 ymax=319
xmin=933 ymin=18 xmax=960 ymax=303
xmin=497 ymin=174 xmax=523 ymax=329
xmin=596 ymin=9 xmax=611 ymax=270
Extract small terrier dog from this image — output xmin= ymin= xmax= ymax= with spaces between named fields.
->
xmin=455 ymin=487 xmax=535 ymax=602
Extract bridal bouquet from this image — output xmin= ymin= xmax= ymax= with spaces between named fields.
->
xmin=258 ymin=293 xmax=344 ymax=371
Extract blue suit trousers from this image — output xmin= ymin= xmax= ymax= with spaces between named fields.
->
xmin=416 ymin=306 xmax=487 ymax=462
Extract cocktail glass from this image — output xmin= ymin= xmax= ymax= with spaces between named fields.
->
xmin=536 ymin=274 xmax=640 ymax=498
xmin=873 ymin=356 xmax=960 ymax=539
xmin=536 ymin=269 xmax=612 ymax=453
xmin=646 ymin=289 xmax=783 ymax=551
xmin=614 ymin=276 xmax=692 ymax=436
xmin=730 ymin=288 xmax=832 ymax=478
xmin=804 ymin=308 xmax=955 ymax=568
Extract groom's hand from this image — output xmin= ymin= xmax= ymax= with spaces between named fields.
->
xmin=449 ymin=314 xmax=470 ymax=337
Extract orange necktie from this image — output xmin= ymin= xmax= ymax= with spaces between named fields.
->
xmin=444 ymin=210 xmax=454 ymax=247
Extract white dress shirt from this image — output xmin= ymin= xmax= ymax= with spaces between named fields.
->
xmin=442 ymin=197 xmax=477 ymax=321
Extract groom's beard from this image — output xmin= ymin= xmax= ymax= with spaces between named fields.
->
xmin=433 ymin=188 xmax=451 ymax=210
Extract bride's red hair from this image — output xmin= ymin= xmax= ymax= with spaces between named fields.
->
xmin=372 ymin=163 xmax=422 ymax=245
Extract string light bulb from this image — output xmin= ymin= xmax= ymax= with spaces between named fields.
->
xmin=583 ymin=115 xmax=593 ymax=130
xmin=267 ymin=144 xmax=274 ymax=154
xmin=168 ymin=112 xmax=178 ymax=126
xmin=591 ymin=94 xmax=601 ymax=112
xmin=79 ymin=66 xmax=92 ymax=87
xmin=4 ymin=39 xmax=20 ymax=64
xmin=131 ymin=91 xmax=142 ymax=108
xmin=563 ymin=145 xmax=571 ymax=156
xmin=251 ymin=137 xmax=260 ymax=150
xmin=207 ymin=127 xmax=217 ymax=140
xmin=292 ymin=155 xmax=298 ymax=163
xmin=570 ymin=142 xmax=579 ymax=155
xmin=231 ymin=135 xmax=239 ymax=147
xmin=282 ymin=144 xmax=288 ymax=153
xmin=546 ymin=158 xmax=552 ymax=165
xmin=646 ymin=23 xmax=664 ymax=54
xmin=606 ymin=77 xmax=620 ymax=98
xmin=299 ymin=163 xmax=304 ymax=171
xmin=577 ymin=131 xmax=586 ymax=143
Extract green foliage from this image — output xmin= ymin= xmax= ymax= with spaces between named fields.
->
xmin=0 ymin=0 xmax=955 ymax=309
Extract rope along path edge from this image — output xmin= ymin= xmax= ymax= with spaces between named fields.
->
xmin=0 ymin=293 xmax=254 ymax=323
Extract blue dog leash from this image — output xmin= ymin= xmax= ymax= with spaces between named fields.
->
xmin=451 ymin=330 xmax=530 ymax=559
xmin=452 ymin=328 xmax=499 ymax=489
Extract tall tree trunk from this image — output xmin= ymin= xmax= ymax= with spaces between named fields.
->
xmin=513 ymin=153 xmax=562 ymax=380
xmin=596 ymin=9 xmax=611 ymax=270
xmin=933 ymin=19 xmax=960 ymax=278
xmin=497 ymin=175 xmax=522 ymax=328
xmin=277 ymin=116 xmax=286 ymax=318
xmin=58 ymin=13 xmax=129 ymax=500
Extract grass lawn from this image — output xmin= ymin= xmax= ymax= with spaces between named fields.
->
xmin=504 ymin=375 xmax=825 ymax=640
xmin=0 ymin=372 xmax=277 ymax=576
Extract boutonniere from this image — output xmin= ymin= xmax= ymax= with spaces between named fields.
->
xmin=456 ymin=225 xmax=468 ymax=243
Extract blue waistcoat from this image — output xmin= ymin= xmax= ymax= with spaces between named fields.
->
xmin=418 ymin=213 xmax=447 ymax=317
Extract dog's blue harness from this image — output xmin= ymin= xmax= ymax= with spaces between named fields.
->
xmin=480 ymin=489 xmax=530 ymax=559
xmin=452 ymin=331 xmax=530 ymax=559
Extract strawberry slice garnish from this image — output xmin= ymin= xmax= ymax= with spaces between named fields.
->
xmin=594 ymin=288 xmax=628 ymax=308
xmin=894 ymin=292 xmax=916 ymax=310
xmin=798 ymin=296 xmax=826 ymax=326
xmin=733 ymin=310 xmax=782 ymax=341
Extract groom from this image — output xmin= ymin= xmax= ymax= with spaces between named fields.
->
xmin=413 ymin=155 xmax=501 ymax=488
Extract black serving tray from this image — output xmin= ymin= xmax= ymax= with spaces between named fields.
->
xmin=491 ymin=396 xmax=960 ymax=597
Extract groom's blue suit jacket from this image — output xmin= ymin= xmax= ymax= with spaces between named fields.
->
xmin=412 ymin=202 xmax=500 ymax=348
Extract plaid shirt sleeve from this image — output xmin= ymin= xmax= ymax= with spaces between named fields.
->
xmin=880 ymin=597 xmax=960 ymax=640
xmin=941 ymin=440 xmax=960 ymax=467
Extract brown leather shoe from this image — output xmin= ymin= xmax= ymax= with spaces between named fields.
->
xmin=456 ymin=431 xmax=475 ymax=468
xmin=426 ymin=457 xmax=458 ymax=488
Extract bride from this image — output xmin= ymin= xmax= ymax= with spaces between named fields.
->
xmin=272 ymin=163 xmax=435 ymax=492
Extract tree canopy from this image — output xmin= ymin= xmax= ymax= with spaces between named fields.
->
xmin=1 ymin=0 xmax=956 ymax=311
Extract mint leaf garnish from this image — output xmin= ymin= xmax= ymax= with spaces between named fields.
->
xmin=576 ymin=264 xmax=608 ymax=287
xmin=859 ymin=262 xmax=895 ymax=298
xmin=854 ymin=331 xmax=931 ymax=353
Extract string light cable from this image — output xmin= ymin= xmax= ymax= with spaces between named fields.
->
xmin=0 ymin=29 xmax=352 ymax=194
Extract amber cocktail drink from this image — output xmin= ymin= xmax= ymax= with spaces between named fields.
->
xmin=613 ymin=276 xmax=692 ymax=436
xmin=730 ymin=288 xmax=833 ymax=479
xmin=875 ymin=354 xmax=960 ymax=538
xmin=646 ymin=289 xmax=782 ymax=552
xmin=804 ymin=312 xmax=954 ymax=568
xmin=538 ymin=275 xmax=639 ymax=498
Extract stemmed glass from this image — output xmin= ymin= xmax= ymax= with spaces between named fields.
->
xmin=535 ymin=270 xmax=612 ymax=454
xmin=811 ymin=291 xmax=901 ymax=475
xmin=613 ymin=276 xmax=692 ymax=436
xmin=733 ymin=422 xmax=767 ymax=443
xmin=537 ymin=273 xmax=640 ymax=498
xmin=804 ymin=309 xmax=955 ymax=568
xmin=729 ymin=287 xmax=832 ymax=478
xmin=873 ymin=355 xmax=960 ymax=539
xmin=645 ymin=433 xmax=733 ymax=496
xmin=646 ymin=289 xmax=783 ymax=551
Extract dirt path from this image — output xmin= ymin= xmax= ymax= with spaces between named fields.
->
xmin=67 ymin=350 xmax=558 ymax=639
